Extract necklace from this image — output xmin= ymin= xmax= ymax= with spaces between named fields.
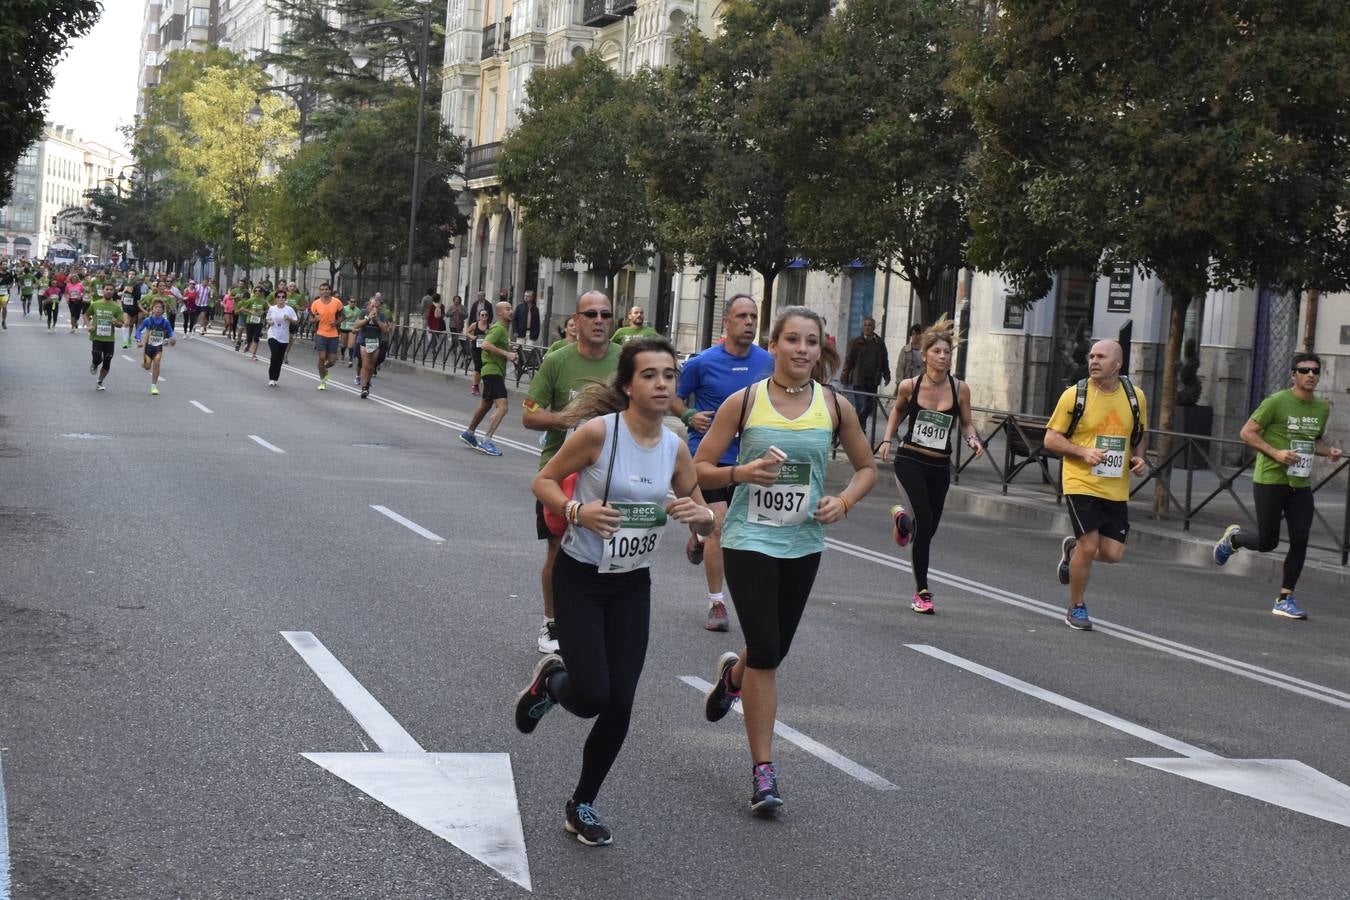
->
xmin=925 ymin=371 xmax=946 ymax=386
xmin=772 ymin=377 xmax=811 ymax=395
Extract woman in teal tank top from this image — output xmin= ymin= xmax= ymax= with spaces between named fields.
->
xmin=693 ymin=306 xmax=877 ymax=816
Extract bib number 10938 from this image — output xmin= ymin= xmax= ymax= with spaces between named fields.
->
xmin=747 ymin=462 xmax=811 ymax=527
xmin=600 ymin=503 xmax=667 ymax=573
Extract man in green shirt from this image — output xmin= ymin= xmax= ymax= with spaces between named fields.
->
xmin=1213 ymin=352 xmax=1343 ymax=619
xmin=339 ymin=297 xmax=361 ymax=367
xmin=236 ymin=287 xmax=269 ymax=358
xmin=460 ymin=300 xmax=517 ymax=457
xmin=522 ymin=289 xmax=621 ymax=652
xmin=83 ymin=283 xmax=123 ymax=390
xmin=610 ymin=305 xmax=658 ymax=345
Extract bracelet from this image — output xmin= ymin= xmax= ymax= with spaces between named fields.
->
xmin=565 ymin=500 xmax=581 ymax=524
xmin=680 ymin=408 xmax=696 ymax=426
xmin=729 ymin=465 xmax=737 ymax=485
xmin=879 ymin=438 xmax=892 ymax=444
xmin=838 ymin=495 xmax=852 ymax=515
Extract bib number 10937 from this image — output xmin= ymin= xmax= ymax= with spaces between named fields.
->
xmin=600 ymin=503 xmax=667 ymax=573
xmin=747 ymin=462 xmax=811 ymax=527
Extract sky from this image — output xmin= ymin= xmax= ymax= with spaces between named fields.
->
xmin=45 ymin=0 xmax=145 ymax=155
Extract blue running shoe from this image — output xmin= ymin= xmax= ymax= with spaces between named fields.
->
xmin=478 ymin=439 xmax=503 ymax=457
xmin=1272 ymin=595 xmax=1307 ymax=620
xmin=751 ymin=762 xmax=783 ymax=816
xmin=1214 ymin=524 xmax=1240 ymax=566
xmin=565 ymin=800 xmax=613 ymax=846
xmin=458 ymin=430 xmax=477 ymax=449
xmin=1065 ymin=603 xmax=1092 ymax=631
xmin=514 ymin=653 xmax=564 ymax=733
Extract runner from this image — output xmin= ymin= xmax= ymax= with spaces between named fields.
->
xmin=41 ymin=278 xmax=62 ymax=330
xmin=237 ymin=285 xmax=269 ymax=360
xmin=460 ymin=300 xmax=517 ymax=456
xmin=514 ymin=336 xmax=716 ymax=846
xmin=83 ymin=283 xmax=122 ymax=390
xmin=1043 ymin=340 xmax=1149 ymax=631
xmin=522 ymin=290 xmax=622 ymax=653
xmin=464 ymin=305 xmax=492 ymax=396
xmin=354 ymin=298 xmax=390 ymax=399
xmin=65 ymin=273 xmax=86 ymax=332
xmin=547 ymin=313 xmax=578 ymax=354
xmin=198 ymin=279 xmax=215 ymax=334
xmin=308 ymin=283 xmax=343 ymax=390
xmin=264 ymin=289 xmax=298 ymax=386
xmin=0 ymin=264 xmax=13 ymax=329
xmin=119 ymin=284 xmax=140 ymax=347
xmin=339 ymin=295 xmax=361 ymax=367
xmin=134 ymin=298 xmax=177 ymax=395
xmin=610 ymin=306 xmax=658 ymax=345
xmin=283 ymin=283 xmax=304 ymax=362
xmin=877 ymin=317 xmax=983 ymax=614
xmin=694 ymin=305 xmax=876 ymax=816
xmin=670 ymin=294 xmax=774 ymax=631
xmin=221 ymin=285 xmax=237 ymax=341
xmin=22 ymin=266 xmax=39 ymax=317
xmin=1212 ymin=352 xmax=1343 ymax=619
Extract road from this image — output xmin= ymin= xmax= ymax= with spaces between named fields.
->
xmin=2 ymin=316 xmax=1348 ymax=899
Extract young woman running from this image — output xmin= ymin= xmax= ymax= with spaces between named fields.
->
xmin=878 ymin=317 xmax=982 ymax=613
xmin=695 ymin=306 xmax=877 ymax=815
xmin=515 ymin=337 xmax=715 ymax=846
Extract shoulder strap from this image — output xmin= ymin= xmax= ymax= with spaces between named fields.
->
xmin=601 ymin=412 xmax=622 ymax=505
xmin=736 ymin=382 xmax=760 ymax=435
xmin=901 ymin=376 xmax=922 ymax=444
xmin=1064 ymin=379 xmax=1090 ymax=439
xmin=1119 ymin=375 xmax=1143 ymax=446
xmin=830 ymin=384 xmax=842 ymax=443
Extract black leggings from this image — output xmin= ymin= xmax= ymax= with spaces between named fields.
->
xmin=894 ymin=448 xmax=952 ymax=593
xmin=267 ymin=338 xmax=288 ymax=380
xmin=1232 ymin=483 xmax=1314 ymax=591
xmin=547 ymin=550 xmax=651 ymax=805
xmin=722 ymin=548 xmax=822 ymax=670
xmin=44 ymin=301 xmax=59 ymax=327
xmin=245 ymin=321 xmax=263 ymax=347
xmin=185 ymin=309 xmax=200 ymax=332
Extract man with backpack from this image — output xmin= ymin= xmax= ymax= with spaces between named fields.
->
xmin=1043 ymin=340 xmax=1148 ymax=631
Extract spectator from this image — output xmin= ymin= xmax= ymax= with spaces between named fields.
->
xmin=840 ymin=317 xmax=891 ymax=432
xmin=513 ymin=289 xmax=541 ymax=342
xmin=899 ymin=324 xmax=924 ymax=382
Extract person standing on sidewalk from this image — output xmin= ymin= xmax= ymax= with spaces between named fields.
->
xmin=264 ymin=289 xmax=298 ymax=386
xmin=460 ymin=301 xmax=517 ymax=456
xmin=670 ymin=294 xmax=773 ymax=631
xmin=512 ymin=290 xmax=541 ymax=343
xmin=898 ymin=324 xmax=923 ymax=382
xmin=840 ymin=317 xmax=891 ymax=435
xmin=1212 ymin=353 xmax=1342 ymax=619
xmin=1043 ymin=340 xmax=1149 ymax=631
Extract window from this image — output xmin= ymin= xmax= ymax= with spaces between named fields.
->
xmin=190 ymin=7 xmax=209 ymax=27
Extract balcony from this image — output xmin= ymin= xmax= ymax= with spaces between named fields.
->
xmin=613 ymin=0 xmax=637 ymax=13
xmin=502 ymin=15 xmax=511 ymax=46
xmin=466 ymin=142 xmax=503 ymax=182
xmin=582 ymin=0 xmax=622 ymax=27
xmin=481 ymin=23 xmax=498 ymax=60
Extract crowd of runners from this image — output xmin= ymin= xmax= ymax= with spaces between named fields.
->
xmin=4 ymin=258 xmax=1342 ymax=845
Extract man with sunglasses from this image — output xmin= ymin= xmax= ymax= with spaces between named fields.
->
xmin=522 ymin=290 xmax=621 ymax=652
xmin=1214 ymin=352 xmax=1342 ymax=619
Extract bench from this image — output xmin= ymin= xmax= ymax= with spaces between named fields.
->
xmin=987 ymin=414 xmax=1058 ymax=486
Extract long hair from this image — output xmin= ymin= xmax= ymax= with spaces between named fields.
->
xmin=559 ymin=336 xmax=679 ymax=428
xmin=770 ymin=305 xmax=840 ymax=385
xmin=921 ymin=315 xmax=959 ymax=353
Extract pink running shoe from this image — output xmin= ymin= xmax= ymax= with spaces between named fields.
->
xmin=891 ymin=504 xmax=913 ymax=548
xmin=911 ymin=590 xmax=935 ymax=614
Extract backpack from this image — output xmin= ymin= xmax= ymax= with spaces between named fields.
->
xmin=1064 ymin=376 xmax=1143 ymax=447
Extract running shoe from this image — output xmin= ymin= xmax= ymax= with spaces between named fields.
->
xmin=316 ymin=381 xmax=326 ymax=391
xmin=537 ymin=619 xmax=559 ymax=654
xmin=477 ymin=440 xmax=503 ymax=457
xmin=891 ymin=504 xmax=913 ymax=548
xmin=268 ymin=380 xmax=277 ymax=387
xmin=1065 ymin=603 xmax=1092 ymax=631
xmin=1213 ymin=525 xmax=1241 ymax=566
xmin=251 ymin=354 xmax=258 ymax=361
xmin=514 ymin=653 xmax=564 ymax=734
xmin=459 ymin=430 xmax=478 ymax=449
xmin=149 ymin=384 xmax=159 ymax=396
xmin=1057 ymin=536 xmax=1076 ymax=585
xmin=347 ymin=359 xmax=354 ymax=368
xmin=685 ymin=532 xmax=705 ymax=565
xmin=750 ymin=762 xmax=783 ymax=816
xmin=89 ymin=362 xmax=97 ymax=374
xmin=354 ymin=376 xmax=361 ymax=386
xmin=123 ymin=340 xmax=130 ymax=349
xmin=96 ymin=383 xmax=105 ymax=391
xmin=564 ymin=800 xmax=613 ymax=847
xmin=705 ymin=599 xmax=729 ymax=632
xmin=1272 ymin=595 xmax=1307 ymax=620
xmin=911 ymin=590 xmax=935 ymax=614
xmin=360 ymin=386 xmax=370 ymax=399
xmin=704 ymin=651 xmax=741 ymax=722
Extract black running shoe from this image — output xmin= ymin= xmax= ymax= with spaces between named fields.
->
xmin=750 ymin=762 xmax=783 ymax=816
xmin=514 ymin=653 xmax=564 ymax=734
xmin=704 ymin=651 xmax=741 ymax=722
xmin=565 ymin=799 xmax=612 ymax=846
xmin=1057 ymin=536 xmax=1076 ymax=585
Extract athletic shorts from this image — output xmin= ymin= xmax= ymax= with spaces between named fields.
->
xmin=122 ymin=305 xmax=138 ymax=319
xmin=1066 ymin=494 xmax=1129 ymax=544
xmin=91 ymin=343 xmax=114 ymax=366
xmin=701 ymin=463 xmax=736 ymax=506
xmin=481 ymin=373 xmax=507 ymax=401
xmin=535 ymin=499 xmax=554 ymax=541
xmin=144 ymin=344 xmax=163 ymax=359
xmin=315 ymin=335 xmax=340 ymax=355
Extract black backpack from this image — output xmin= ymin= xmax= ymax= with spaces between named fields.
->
xmin=1064 ymin=376 xmax=1143 ymax=447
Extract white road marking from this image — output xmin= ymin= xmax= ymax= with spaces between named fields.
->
xmin=0 ymin=754 xmax=10 ymax=900
xmin=248 ymin=434 xmax=285 ymax=454
xmin=190 ymin=400 xmax=213 ymax=414
xmin=678 ymin=675 xmax=899 ymax=791
xmin=121 ymin=354 xmax=134 ymax=363
xmin=369 ymin=505 xmax=446 ymax=543
xmin=827 ymin=537 xmax=1350 ymax=711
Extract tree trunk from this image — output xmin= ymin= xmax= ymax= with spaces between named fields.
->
xmin=758 ymin=268 xmax=778 ymax=345
xmin=355 ymin=260 xmax=366 ymax=299
xmin=912 ymin=284 xmax=933 ymax=329
xmin=699 ymin=260 xmax=719 ymax=351
xmin=1151 ymin=289 xmax=1191 ymax=519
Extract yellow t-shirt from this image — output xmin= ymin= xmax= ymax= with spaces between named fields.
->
xmin=1047 ymin=380 xmax=1148 ymax=502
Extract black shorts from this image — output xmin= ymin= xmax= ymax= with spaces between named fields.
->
xmin=701 ymin=462 xmax=736 ymax=505
xmin=481 ymin=373 xmax=507 ymax=401
xmin=91 ymin=343 xmax=114 ymax=366
xmin=121 ymin=305 xmax=138 ymax=320
xmin=144 ymin=344 xmax=163 ymax=359
xmin=535 ymin=499 xmax=553 ymax=541
xmin=1066 ymin=494 xmax=1129 ymax=544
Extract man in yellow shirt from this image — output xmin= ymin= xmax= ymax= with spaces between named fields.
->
xmin=1043 ymin=340 xmax=1149 ymax=631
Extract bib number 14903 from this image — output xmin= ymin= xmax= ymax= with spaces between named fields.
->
xmin=600 ymin=503 xmax=667 ymax=573
xmin=1091 ymin=435 xmax=1127 ymax=478
xmin=747 ymin=462 xmax=811 ymax=527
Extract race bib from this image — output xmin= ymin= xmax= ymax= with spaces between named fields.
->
xmin=599 ymin=503 xmax=667 ymax=573
xmin=912 ymin=410 xmax=953 ymax=451
xmin=95 ymin=321 xmax=112 ymax=337
xmin=248 ymin=314 xmax=262 ymax=324
xmin=475 ymin=337 xmax=485 ymax=349
xmin=746 ymin=462 xmax=812 ymax=527
xmin=1287 ymin=440 xmax=1314 ymax=478
xmin=148 ymin=330 xmax=165 ymax=347
xmin=1092 ymin=435 xmax=1127 ymax=478
xmin=363 ymin=337 xmax=380 ymax=352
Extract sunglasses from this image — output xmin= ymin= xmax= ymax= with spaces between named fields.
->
xmin=578 ymin=309 xmax=614 ymax=319
xmin=1294 ymin=367 xmax=1321 ymax=375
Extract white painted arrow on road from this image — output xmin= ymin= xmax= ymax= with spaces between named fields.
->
xmin=907 ymin=644 xmax=1350 ymax=829
xmin=282 ymin=631 xmax=532 ymax=890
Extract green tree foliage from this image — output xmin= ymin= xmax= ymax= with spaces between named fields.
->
xmin=499 ymin=54 xmax=655 ymax=290
xmin=0 ymin=0 xmax=100 ymax=202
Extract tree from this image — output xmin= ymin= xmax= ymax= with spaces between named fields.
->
xmin=499 ymin=54 xmax=655 ymax=292
xmin=957 ymin=0 xmax=1350 ymax=515
xmin=0 ymin=0 xmax=100 ymax=202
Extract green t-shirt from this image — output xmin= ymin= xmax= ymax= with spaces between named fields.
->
xmin=86 ymin=300 xmax=122 ymax=343
xmin=479 ymin=321 xmax=511 ymax=378
xmin=141 ymin=291 xmax=172 ymax=313
xmin=287 ymin=295 xmax=305 ymax=313
xmin=524 ymin=342 xmax=622 ymax=467
xmin=339 ymin=305 xmax=360 ymax=332
xmin=611 ymin=325 xmax=658 ymax=345
xmin=1250 ymin=389 xmax=1330 ymax=487
xmin=546 ymin=338 xmax=572 ymax=355
xmin=241 ymin=296 xmax=269 ymax=322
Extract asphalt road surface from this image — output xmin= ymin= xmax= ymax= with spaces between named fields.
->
xmin=2 ymin=316 xmax=1348 ymax=899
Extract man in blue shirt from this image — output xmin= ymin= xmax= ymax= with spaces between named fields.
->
xmin=672 ymin=293 xmax=774 ymax=631
xmin=134 ymin=299 xmax=177 ymax=395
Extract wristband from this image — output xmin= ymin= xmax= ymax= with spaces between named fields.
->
xmin=680 ymin=408 xmax=696 ymax=427
xmin=838 ymin=495 xmax=852 ymax=515
xmin=729 ymin=465 xmax=737 ymax=485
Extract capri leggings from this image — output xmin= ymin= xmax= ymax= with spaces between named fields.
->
xmin=547 ymin=549 xmax=651 ymax=805
xmin=1232 ymin=483 xmax=1314 ymax=591
xmin=894 ymin=448 xmax=952 ymax=594
xmin=722 ymin=548 xmax=822 ymax=670
xmin=245 ymin=321 xmax=264 ymax=346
